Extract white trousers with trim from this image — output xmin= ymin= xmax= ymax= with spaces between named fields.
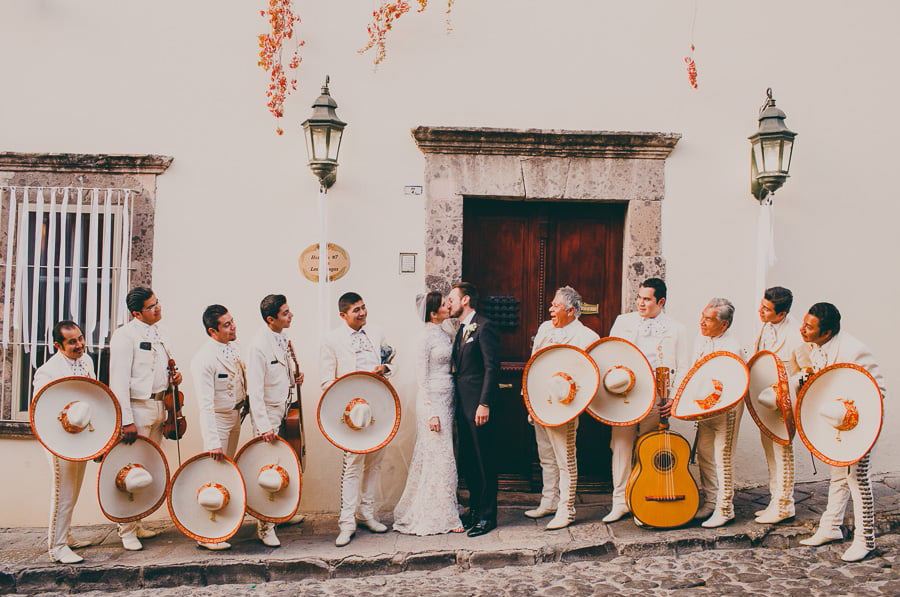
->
xmin=815 ymin=453 xmax=876 ymax=550
xmin=535 ymin=418 xmax=579 ymax=518
xmin=610 ymin=406 xmax=661 ymax=511
xmin=696 ymin=404 xmax=743 ymax=518
xmin=46 ymin=451 xmax=86 ymax=558
xmin=760 ymin=432 xmax=795 ymax=516
xmin=339 ymin=450 xmax=385 ymax=532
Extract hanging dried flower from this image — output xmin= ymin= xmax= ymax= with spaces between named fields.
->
xmin=258 ymin=0 xmax=305 ymax=133
xmin=684 ymin=44 xmax=699 ymax=89
xmin=359 ymin=1 xmax=412 ymax=65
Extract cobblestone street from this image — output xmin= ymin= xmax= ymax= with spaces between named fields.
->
xmin=82 ymin=532 xmax=899 ymax=596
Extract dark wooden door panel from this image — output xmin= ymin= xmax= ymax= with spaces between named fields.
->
xmin=462 ymin=198 xmax=625 ymax=491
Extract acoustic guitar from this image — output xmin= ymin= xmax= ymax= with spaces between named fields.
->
xmin=626 ymin=366 xmax=700 ymax=528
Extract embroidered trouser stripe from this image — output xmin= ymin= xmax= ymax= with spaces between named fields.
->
xmin=760 ymin=432 xmax=795 ymax=516
xmin=537 ymin=418 xmax=579 ymax=519
xmin=696 ymin=404 xmax=742 ymax=517
xmin=851 ymin=454 xmax=876 ymax=550
xmin=46 ymin=451 xmax=86 ymax=556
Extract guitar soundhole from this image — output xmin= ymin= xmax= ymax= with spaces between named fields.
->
xmin=653 ymin=450 xmax=675 ymax=473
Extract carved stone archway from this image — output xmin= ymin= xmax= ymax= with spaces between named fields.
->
xmin=412 ymin=127 xmax=680 ymax=305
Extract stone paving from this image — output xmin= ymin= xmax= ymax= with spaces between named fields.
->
xmin=1 ymin=474 xmax=898 ymax=594
xmin=78 ymin=532 xmax=900 ymax=596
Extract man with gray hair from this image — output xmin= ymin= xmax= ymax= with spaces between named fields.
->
xmin=692 ymin=297 xmax=744 ymax=528
xmin=523 ymin=286 xmax=599 ymax=530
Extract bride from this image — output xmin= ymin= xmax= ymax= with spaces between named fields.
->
xmin=393 ymin=291 xmax=464 ymax=535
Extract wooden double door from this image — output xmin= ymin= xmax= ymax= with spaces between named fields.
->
xmin=461 ymin=198 xmax=626 ymax=491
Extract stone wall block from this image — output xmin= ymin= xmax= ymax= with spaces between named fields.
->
xmin=563 ymin=158 xmax=613 ymax=200
xmin=425 ymin=214 xmax=463 ymax=291
xmin=624 ymin=200 xmax=663 ymax=258
xmin=267 ymin=558 xmax=331 ymax=582
xmin=624 ymin=256 xmax=666 ymax=308
xmin=450 ymin=155 xmax=525 ymax=198
xmin=469 ymin=549 xmax=537 ymax=569
xmin=403 ymin=551 xmax=458 ymax=572
xmin=630 ymin=160 xmax=666 ymax=201
xmin=204 ymin=562 xmax=268 ymax=586
xmin=521 ymin=157 xmax=569 ymax=199
xmin=141 ymin=563 xmax=205 ymax=588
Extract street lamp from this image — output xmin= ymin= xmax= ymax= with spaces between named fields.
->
xmin=302 ymin=75 xmax=346 ymax=190
xmin=749 ymin=88 xmax=797 ymax=202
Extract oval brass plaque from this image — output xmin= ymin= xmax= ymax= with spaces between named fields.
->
xmin=299 ymin=243 xmax=350 ymax=283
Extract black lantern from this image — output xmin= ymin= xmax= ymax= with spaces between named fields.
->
xmin=302 ymin=75 xmax=346 ymax=189
xmin=749 ymin=88 xmax=797 ymax=201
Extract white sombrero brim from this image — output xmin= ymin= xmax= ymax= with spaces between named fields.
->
xmin=672 ymin=351 xmax=749 ymax=421
xmin=30 ymin=377 xmax=121 ymax=462
xmin=523 ymin=344 xmax=600 ymax=427
xmin=746 ymin=351 xmax=795 ymax=445
xmin=318 ymin=372 xmax=401 ymax=454
xmin=98 ymin=435 xmax=170 ymax=523
xmin=585 ymin=337 xmax=656 ymax=426
xmin=235 ymin=436 xmax=301 ymax=523
xmin=796 ymin=363 xmax=883 ymax=466
xmin=167 ymin=454 xmax=246 ymax=543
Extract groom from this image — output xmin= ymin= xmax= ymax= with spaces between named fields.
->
xmin=448 ymin=282 xmax=500 ymax=537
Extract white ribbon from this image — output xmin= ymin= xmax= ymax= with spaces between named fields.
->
xmin=14 ymin=189 xmax=30 ymax=353
xmin=754 ymin=199 xmax=777 ymax=307
xmin=318 ymin=185 xmax=329 ymax=335
xmin=2 ymin=187 xmax=17 ymax=349
xmin=84 ymin=189 xmax=99 ymax=348
xmin=28 ymin=189 xmax=45 ymax=367
xmin=69 ymin=188 xmax=84 ymax=321
xmin=116 ymin=190 xmax=132 ymax=328
xmin=57 ymin=188 xmax=69 ymax=322
xmin=44 ymin=188 xmax=58 ymax=351
xmin=98 ymin=189 xmax=113 ymax=348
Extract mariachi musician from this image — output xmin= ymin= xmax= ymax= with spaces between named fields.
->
xmin=689 ymin=298 xmax=743 ymax=528
xmin=603 ymin=278 xmax=690 ymax=524
xmin=524 ymin=286 xmax=599 ymax=530
xmin=109 ymin=286 xmax=179 ymax=551
xmin=793 ymin=302 xmax=886 ymax=562
xmin=33 ymin=321 xmax=97 ymax=564
xmin=747 ymin=286 xmax=803 ymax=524
xmin=246 ymin=293 xmax=305 ymax=547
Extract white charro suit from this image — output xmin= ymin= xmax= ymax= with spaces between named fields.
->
xmin=33 ymin=352 xmax=96 ymax=561
xmin=190 ymin=339 xmax=247 ymax=458
xmin=608 ymin=311 xmax=690 ymax=514
xmin=530 ymin=319 xmax=600 ymax=522
xmin=109 ymin=318 xmax=174 ymax=539
xmin=320 ymin=323 xmax=395 ymax=532
xmin=691 ymin=328 xmax=744 ymax=519
xmin=247 ymin=327 xmax=295 ymax=437
xmin=750 ymin=314 xmax=802 ymax=519
xmin=246 ymin=326 xmax=297 ymax=538
xmin=792 ymin=332 xmax=886 ymax=553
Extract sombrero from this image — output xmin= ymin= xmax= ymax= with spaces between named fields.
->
xmin=796 ymin=363 xmax=883 ymax=466
xmin=671 ymin=351 xmax=749 ymax=421
xmin=585 ymin=337 xmax=656 ymax=426
xmin=167 ymin=453 xmax=246 ymax=543
xmin=98 ymin=436 xmax=169 ymax=523
xmin=235 ymin=436 xmax=301 ymax=524
xmin=30 ymin=377 xmax=121 ymax=461
xmin=745 ymin=350 xmax=795 ymax=446
xmin=318 ymin=372 xmax=401 ymax=454
xmin=523 ymin=344 xmax=600 ymax=427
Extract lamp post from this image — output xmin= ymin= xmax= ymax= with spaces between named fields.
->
xmin=302 ymin=76 xmax=346 ymax=330
xmin=749 ymin=88 xmax=796 ymax=203
xmin=302 ymin=75 xmax=346 ymax=190
xmin=749 ymin=88 xmax=796 ymax=305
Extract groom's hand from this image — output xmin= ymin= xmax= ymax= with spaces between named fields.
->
xmin=475 ymin=404 xmax=490 ymax=426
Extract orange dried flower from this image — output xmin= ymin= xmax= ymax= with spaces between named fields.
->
xmin=258 ymin=0 xmax=304 ymax=133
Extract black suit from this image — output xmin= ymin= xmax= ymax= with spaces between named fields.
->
xmin=452 ymin=312 xmax=500 ymax=524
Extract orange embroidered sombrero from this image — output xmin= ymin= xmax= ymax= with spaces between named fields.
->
xmin=796 ymin=363 xmax=883 ymax=466
xmin=585 ymin=337 xmax=656 ymax=426
xmin=522 ymin=344 xmax=600 ymax=427
xmin=317 ymin=372 xmax=401 ymax=454
xmin=235 ymin=435 xmax=301 ymax=524
xmin=671 ymin=351 xmax=749 ymax=421
xmin=745 ymin=350 xmax=795 ymax=446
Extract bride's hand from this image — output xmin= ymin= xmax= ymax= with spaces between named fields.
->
xmin=428 ymin=416 xmax=441 ymax=432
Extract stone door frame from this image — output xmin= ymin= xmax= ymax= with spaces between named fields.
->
xmin=412 ymin=127 xmax=681 ymax=304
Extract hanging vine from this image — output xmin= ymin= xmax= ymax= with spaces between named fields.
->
xmin=358 ymin=0 xmax=455 ymax=65
xmin=683 ymin=0 xmax=699 ymax=89
xmin=258 ymin=0 xmax=305 ymax=135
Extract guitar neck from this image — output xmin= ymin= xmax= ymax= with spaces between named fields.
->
xmin=655 ymin=367 xmax=671 ymax=429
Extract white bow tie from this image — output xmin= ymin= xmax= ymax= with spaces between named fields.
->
xmin=760 ymin=323 xmax=778 ymax=351
xmin=639 ymin=317 xmax=666 ymax=338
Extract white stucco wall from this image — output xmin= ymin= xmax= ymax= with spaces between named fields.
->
xmin=0 ymin=0 xmax=897 ymax=527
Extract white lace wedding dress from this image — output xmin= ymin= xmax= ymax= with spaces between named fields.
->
xmin=393 ymin=322 xmax=463 ymax=535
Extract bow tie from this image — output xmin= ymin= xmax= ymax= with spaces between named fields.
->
xmin=638 ymin=317 xmax=666 ymax=338
xmin=760 ymin=323 xmax=778 ymax=351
